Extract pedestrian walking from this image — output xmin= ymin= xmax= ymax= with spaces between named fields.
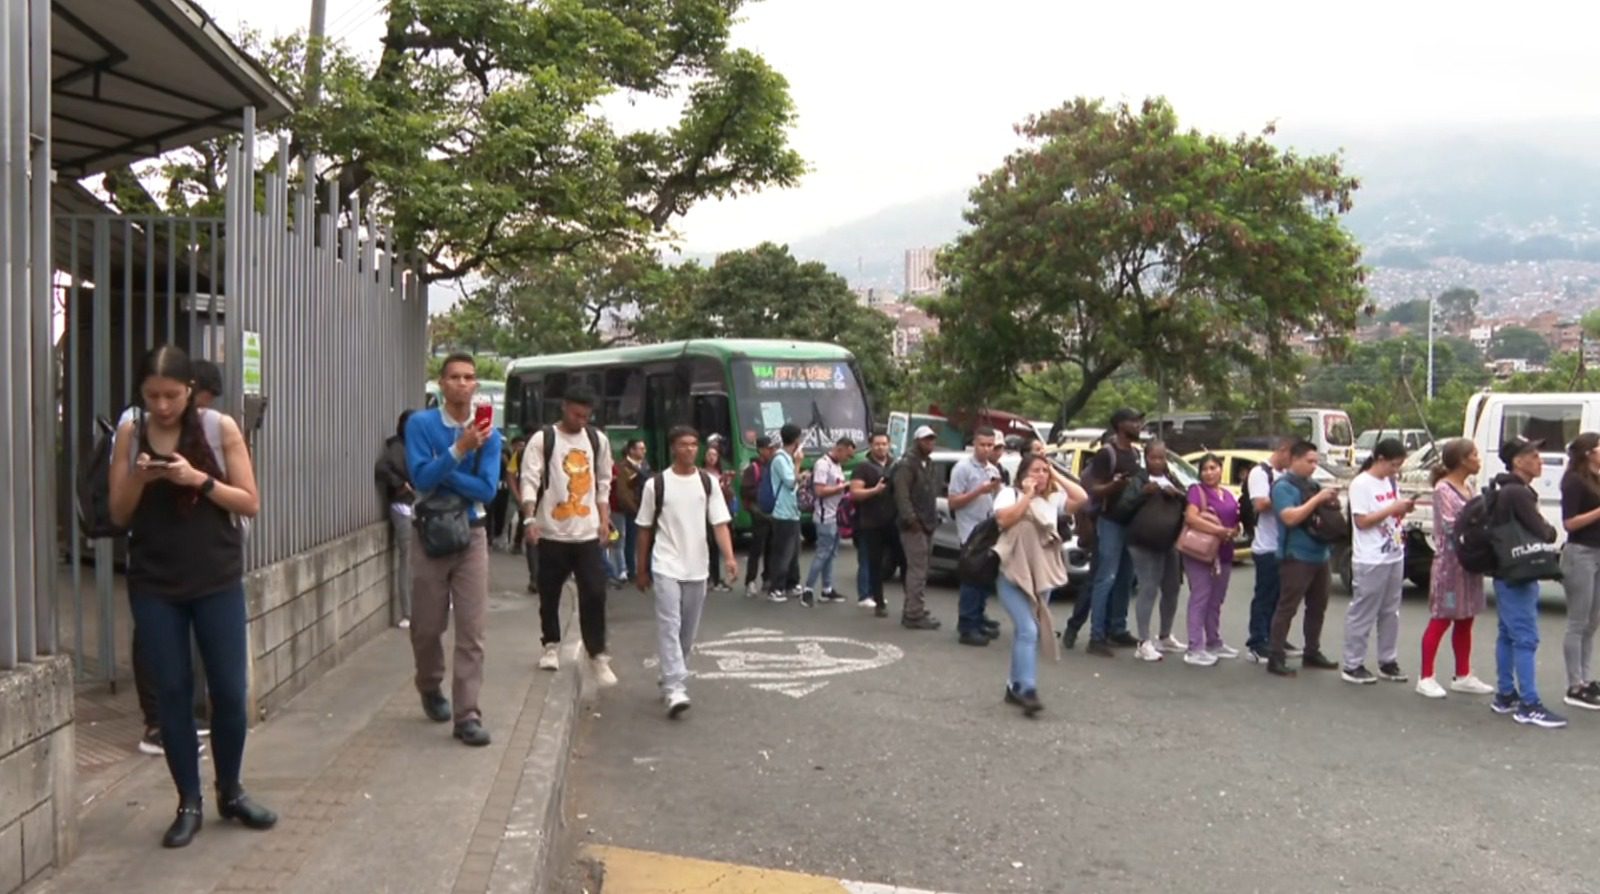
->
xmin=804 ymin=436 xmax=856 ymax=603
xmin=1416 ymin=439 xmax=1494 ymax=699
xmin=1340 ymin=439 xmax=1415 ymax=685
xmin=950 ymin=427 xmax=1005 ymax=646
xmin=893 ymin=425 xmax=943 ymax=629
xmin=108 ymin=345 xmax=274 ymax=847
xmin=1181 ymin=454 xmax=1242 ymax=666
xmin=489 ymin=438 xmax=513 ymax=550
xmin=407 ymin=354 xmax=501 ymax=747
xmin=1489 ymin=437 xmax=1565 ymax=728
xmin=1561 ymin=432 xmax=1600 ymax=711
xmin=615 ymin=438 xmax=650 ymax=581
xmin=521 ymin=384 xmax=618 ymax=685
xmin=850 ymin=432 xmax=896 ymax=617
xmin=765 ymin=424 xmax=806 ymax=602
xmin=636 ymin=427 xmax=739 ymax=717
xmin=1244 ymin=436 xmax=1302 ymax=664
xmin=1266 ymin=441 xmax=1343 ymax=677
xmin=1071 ymin=408 xmax=1145 ymax=656
xmin=1116 ymin=441 xmax=1187 ymax=661
xmin=507 ymin=434 xmax=539 ymax=594
xmin=375 ymin=411 xmax=416 ymax=628
xmin=703 ymin=440 xmax=737 ymax=592
xmin=993 ymin=455 xmax=1083 ymax=716
xmin=741 ymin=436 xmax=779 ymax=597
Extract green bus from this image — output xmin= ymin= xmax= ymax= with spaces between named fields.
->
xmin=503 ymin=339 xmax=873 ymax=529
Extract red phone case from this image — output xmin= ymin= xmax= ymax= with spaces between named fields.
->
xmin=474 ymin=404 xmax=493 ymax=427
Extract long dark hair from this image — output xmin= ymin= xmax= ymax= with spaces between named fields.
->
xmin=1430 ymin=438 xmax=1476 ymax=486
xmin=1564 ymin=432 xmax=1600 ymax=495
xmin=138 ymin=345 xmax=226 ymax=484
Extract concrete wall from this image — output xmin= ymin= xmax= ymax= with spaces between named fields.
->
xmin=0 ymin=656 xmax=75 ymax=894
xmin=245 ymin=522 xmax=393 ymax=720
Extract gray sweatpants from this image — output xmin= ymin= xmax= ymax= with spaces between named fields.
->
xmin=1344 ymin=561 xmax=1404 ymax=669
xmin=1129 ymin=544 xmax=1181 ymax=642
xmin=1560 ymin=542 xmax=1600 ymax=687
xmin=654 ymin=577 xmax=709 ymax=698
xmin=390 ymin=505 xmax=414 ymax=622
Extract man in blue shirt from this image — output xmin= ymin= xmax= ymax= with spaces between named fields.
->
xmin=405 ymin=353 xmax=502 ymax=747
xmin=949 ymin=426 xmax=1004 ymax=645
xmin=766 ymin=423 xmax=804 ymax=602
xmin=1266 ymin=440 xmax=1342 ymax=678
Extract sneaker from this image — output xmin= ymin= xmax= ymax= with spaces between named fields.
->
xmin=538 ymin=644 xmax=560 ymax=671
xmin=874 ymin=604 xmax=889 ymax=618
xmin=1341 ymin=666 xmax=1378 ymax=685
xmin=785 ymin=587 xmax=806 ymax=600
xmin=665 ymin=691 xmax=691 ymax=718
xmin=1086 ymin=639 xmax=1115 ymax=658
xmin=1061 ymin=627 xmax=1080 ymax=650
xmin=1157 ymin=635 xmax=1186 ymax=653
xmin=800 ymin=588 xmax=816 ymax=608
xmin=1563 ymin=685 xmax=1600 ymax=711
xmin=766 ymin=591 xmax=789 ymax=603
xmin=1183 ymin=650 xmax=1218 ymax=667
xmin=1415 ymin=677 xmax=1448 ymax=699
xmin=712 ymin=582 xmax=732 ymax=593
xmin=398 ymin=617 xmax=411 ymax=630
xmin=1004 ymin=685 xmax=1043 ymax=717
xmin=1109 ymin=631 xmax=1139 ymax=648
xmin=1210 ymin=644 xmax=1240 ymax=660
xmin=821 ymin=591 xmax=846 ymax=603
xmin=901 ymin=615 xmax=942 ymax=630
xmin=1490 ymin=692 xmax=1521 ymax=715
xmin=592 ymin=654 xmax=619 ymax=688
xmin=1513 ymin=701 xmax=1568 ymax=729
xmin=1450 ymin=675 xmax=1495 ymax=695
xmin=1245 ymin=647 xmax=1270 ymax=664
xmin=1586 ymin=681 xmax=1600 ymax=699
xmin=857 ymin=597 xmax=876 ymax=609
xmin=139 ymin=727 xmax=164 ymax=756
xmin=958 ymin=632 xmax=991 ymax=647
xmin=1378 ymin=662 xmax=1409 ymax=683
xmin=1284 ymin=643 xmax=1305 ymax=659
xmin=1135 ymin=640 xmax=1164 ymax=662
xmin=1302 ymin=651 xmax=1339 ymax=671
xmin=745 ymin=583 xmax=761 ymax=599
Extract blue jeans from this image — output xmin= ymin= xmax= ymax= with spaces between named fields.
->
xmin=1494 ymin=579 xmax=1543 ymax=705
xmin=1088 ymin=516 xmax=1134 ymax=641
xmin=958 ymin=582 xmax=995 ymax=635
xmin=805 ymin=522 xmax=841 ymax=591
xmin=997 ymin=575 xmax=1040 ymax=692
xmin=129 ymin=585 xmax=250 ymax=799
xmin=1247 ymin=551 xmax=1281 ymax=652
xmin=624 ymin=516 xmax=640 ymax=579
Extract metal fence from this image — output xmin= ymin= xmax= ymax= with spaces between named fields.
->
xmin=0 ymin=0 xmax=55 ymax=673
xmin=54 ymin=109 xmax=427 ymax=681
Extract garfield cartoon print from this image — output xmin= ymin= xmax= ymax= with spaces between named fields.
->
xmin=554 ymin=449 xmax=595 ymax=521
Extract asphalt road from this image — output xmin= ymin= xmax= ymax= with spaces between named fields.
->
xmin=561 ymin=545 xmax=1600 ymax=894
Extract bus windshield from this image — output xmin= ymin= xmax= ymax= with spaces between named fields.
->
xmin=733 ymin=358 xmax=871 ymax=452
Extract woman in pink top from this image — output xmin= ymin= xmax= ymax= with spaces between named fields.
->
xmin=1182 ymin=455 xmax=1241 ymax=667
xmin=1417 ymin=439 xmax=1494 ymax=698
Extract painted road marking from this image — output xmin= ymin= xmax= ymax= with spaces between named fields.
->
xmin=583 ymin=845 xmax=961 ymax=894
xmin=692 ymin=627 xmax=904 ymax=698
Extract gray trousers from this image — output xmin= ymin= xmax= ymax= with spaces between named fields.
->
xmin=1344 ymin=561 xmax=1404 ymax=669
xmin=1129 ymin=544 xmax=1181 ymax=641
xmin=389 ymin=506 xmax=414 ymax=622
xmin=1560 ymin=543 xmax=1600 ymax=687
xmin=901 ymin=526 xmax=932 ymax=619
xmin=655 ymin=577 xmax=709 ymax=698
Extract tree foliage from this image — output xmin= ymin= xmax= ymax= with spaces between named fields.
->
xmin=927 ymin=97 xmax=1367 ymax=433
xmin=1378 ymin=299 xmax=1429 ymax=326
xmin=1298 ymin=336 xmax=1488 ymax=436
xmin=1437 ymin=287 xmax=1479 ymax=331
xmin=1490 ymin=325 xmax=1552 ymax=363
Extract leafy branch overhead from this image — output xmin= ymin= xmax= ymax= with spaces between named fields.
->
xmin=928 ymin=96 xmax=1367 ymax=431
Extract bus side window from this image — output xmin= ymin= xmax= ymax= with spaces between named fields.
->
xmin=694 ymin=393 xmax=732 ymax=447
xmin=541 ymin=373 xmax=568 ymax=424
xmin=605 ymin=368 xmax=643 ymax=426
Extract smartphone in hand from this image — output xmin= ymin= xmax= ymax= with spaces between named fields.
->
xmin=473 ymin=402 xmax=493 ymax=430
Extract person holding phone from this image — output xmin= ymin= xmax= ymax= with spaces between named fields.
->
xmin=108 ymin=346 xmax=272 ymax=848
xmin=1069 ymin=408 xmax=1145 ymax=657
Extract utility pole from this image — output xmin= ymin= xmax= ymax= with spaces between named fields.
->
xmin=1427 ymin=292 xmax=1436 ymax=400
xmin=303 ymin=0 xmax=328 ymax=180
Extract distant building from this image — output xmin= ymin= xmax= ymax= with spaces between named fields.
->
xmin=853 ymin=286 xmax=898 ymax=310
xmin=881 ymin=302 xmax=938 ymax=360
xmin=904 ymin=247 xmax=938 ymax=296
xmin=1468 ymin=325 xmax=1495 ymax=352
xmin=1492 ymin=358 xmax=1546 ymax=379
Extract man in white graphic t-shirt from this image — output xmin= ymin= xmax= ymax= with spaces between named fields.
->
xmin=636 ymin=426 xmax=738 ymax=717
xmin=1342 ymin=438 xmax=1415 ymax=685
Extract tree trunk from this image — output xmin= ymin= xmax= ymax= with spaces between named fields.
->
xmin=1052 ymin=360 xmax=1123 ymax=436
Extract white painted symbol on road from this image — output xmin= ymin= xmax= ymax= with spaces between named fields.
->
xmin=691 ymin=627 xmax=904 ymax=698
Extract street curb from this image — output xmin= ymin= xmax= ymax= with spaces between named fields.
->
xmin=488 ymin=597 xmax=584 ymax=894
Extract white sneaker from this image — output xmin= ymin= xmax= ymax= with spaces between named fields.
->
xmin=1135 ymin=640 xmax=1164 ymax=662
xmin=1183 ymin=650 xmax=1219 ymax=667
xmin=592 ymin=654 xmax=619 ymax=687
xmin=665 ymin=691 xmax=691 ymax=718
xmin=744 ymin=583 xmax=760 ymax=599
xmin=397 ymin=617 xmax=411 ymax=630
xmin=1450 ymin=674 xmax=1495 ymax=695
xmin=538 ymin=644 xmax=560 ymax=671
xmin=1210 ymin=644 xmax=1240 ymax=660
xmin=1157 ymin=635 xmax=1186 ymax=653
xmin=1416 ymin=677 xmax=1448 ymax=699
xmin=766 ymin=591 xmax=789 ymax=603
xmin=857 ymin=598 xmax=876 ymax=609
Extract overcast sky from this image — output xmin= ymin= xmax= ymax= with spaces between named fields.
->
xmin=208 ymin=0 xmax=1600 ymax=253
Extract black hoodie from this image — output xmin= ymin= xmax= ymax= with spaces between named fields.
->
xmin=1491 ymin=472 xmax=1556 ymax=543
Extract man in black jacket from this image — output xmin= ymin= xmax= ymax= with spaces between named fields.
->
xmin=375 ymin=411 xmax=416 ymax=628
xmin=1489 ymin=436 xmax=1565 ymax=728
xmin=893 ymin=426 xmax=942 ymax=629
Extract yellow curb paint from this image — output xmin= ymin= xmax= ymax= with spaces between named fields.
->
xmin=583 ymin=845 xmax=851 ymax=894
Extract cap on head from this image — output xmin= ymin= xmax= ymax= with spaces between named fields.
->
xmin=912 ymin=424 xmax=937 ymax=441
xmin=1109 ymin=407 xmax=1144 ymax=428
xmin=1499 ymin=436 xmax=1543 ymax=467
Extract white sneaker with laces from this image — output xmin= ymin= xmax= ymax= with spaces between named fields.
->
xmin=1416 ymin=677 xmax=1448 ymax=699
xmin=1157 ymin=635 xmax=1186 ymax=653
xmin=665 ymin=691 xmax=691 ymax=718
xmin=1451 ymin=674 xmax=1495 ymax=695
xmin=1211 ymin=644 xmax=1240 ymax=660
xmin=538 ymin=644 xmax=560 ymax=671
xmin=1135 ymin=640 xmax=1163 ymax=662
xmin=1183 ymin=650 xmax=1219 ymax=667
xmin=398 ymin=617 xmax=411 ymax=630
xmin=592 ymin=654 xmax=619 ymax=687
xmin=857 ymin=598 xmax=876 ymax=609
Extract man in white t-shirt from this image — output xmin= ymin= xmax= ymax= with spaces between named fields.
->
xmin=1244 ymin=436 xmax=1297 ymax=664
xmin=1341 ymin=438 xmax=1415 ymax=685
xmin=803 ymin=436 xmax=857 ymax=604
xmin=636 ymin=426 xmax=737 ymax=717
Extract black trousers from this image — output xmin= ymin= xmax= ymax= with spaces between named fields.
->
xmin=537 ymin=539 xmax=608 ymax=657
xmin=857 ymin=525 xmax=891 ymax=608
xmin=745 ymin=515 xmax=773 ymax=587
xmin=768 ymin=520 xmax=802 ymax=592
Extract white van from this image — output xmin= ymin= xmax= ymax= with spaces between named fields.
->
xmin=1462 ymin=392 xmax=1600 ymax=545
xmin=1147 ymin=407 xmax=1356 ymax=467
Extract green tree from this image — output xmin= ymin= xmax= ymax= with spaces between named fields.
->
xmin=1378 ymin=299 xmax=1429 ymax=326
xmin=1437 ymin=287 xmax=1480 ymax=331
xmin=1490 ymin=326 xmax=1553 ymax=363
xmin=635 ymin=243 xmax=898 ymax=411
xmin=928 ymin=97 xmax=1367 ymax=433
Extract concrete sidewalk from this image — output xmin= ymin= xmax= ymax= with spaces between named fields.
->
xmin=35 ymin=552 xmax=585 ymax=894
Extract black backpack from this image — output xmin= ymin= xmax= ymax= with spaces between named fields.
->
xmin=957 ymin=516 xmax=1001 ymax=587
xmin=78 ymin=414 xmax=129 ymax=538
xmin=1286 ymin=475 xmax=1350 ymax=545
xmin=1238 ymin=462 xmax=1270 ymax=535
xmin=1452 ymin=486 xmax=1499 ymax=575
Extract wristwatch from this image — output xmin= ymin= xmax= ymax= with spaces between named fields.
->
xmin=199 ymin=476 xmax=217 ymax=496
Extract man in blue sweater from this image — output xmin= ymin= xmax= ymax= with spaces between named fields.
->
xmin=406 ymin=353 xmax=502 ymax=747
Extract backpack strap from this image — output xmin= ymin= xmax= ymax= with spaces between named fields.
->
xmin=200 ymin=408 xmax=227 ymax=477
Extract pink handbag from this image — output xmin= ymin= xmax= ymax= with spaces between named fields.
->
xmin=1176 ymin=485 xmax=1223 ymax=563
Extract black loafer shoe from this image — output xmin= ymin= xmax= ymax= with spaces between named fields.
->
xmin=1109 ymin=632 xmax=1140 ymax=648
xmin=421 ymin=690 xmax=452 ymax=723
xmin=454 ymin=719 xmax=492 ymax=747
xmin=958 ymin=632 xmax=991 ymax=647
xmin=163 ymin=799 xmax=203 ymax=848
xmin=217 ymin=787 xmax=277 ymax=830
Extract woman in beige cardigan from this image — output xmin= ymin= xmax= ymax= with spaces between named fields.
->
xmin=994 ymin=455 xmax=1087 ymax=716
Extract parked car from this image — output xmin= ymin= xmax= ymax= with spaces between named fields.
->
xmin=1354 ymin=428 xmax=1431 ymax=465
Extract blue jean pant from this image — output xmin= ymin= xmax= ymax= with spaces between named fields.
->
xmin=805 ymin=522 xmax=841 ymax=591
xmin=997 ymin=575 xmax=1040 ymax=692
xmin=624 ymin=516 xmax=640 ymax=580
xmin=1088 ymin=516 xmax=1134 ymax=640
xmin=1246 ymin=551 xmax=1281 ymax=652
xmin=958 ymin=581 xmax=995 ymax=635
xmin=129 ymin=585 xmax=250 ymax=799
xmin=1494 ymin=579 xmax=1543 ymax=705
